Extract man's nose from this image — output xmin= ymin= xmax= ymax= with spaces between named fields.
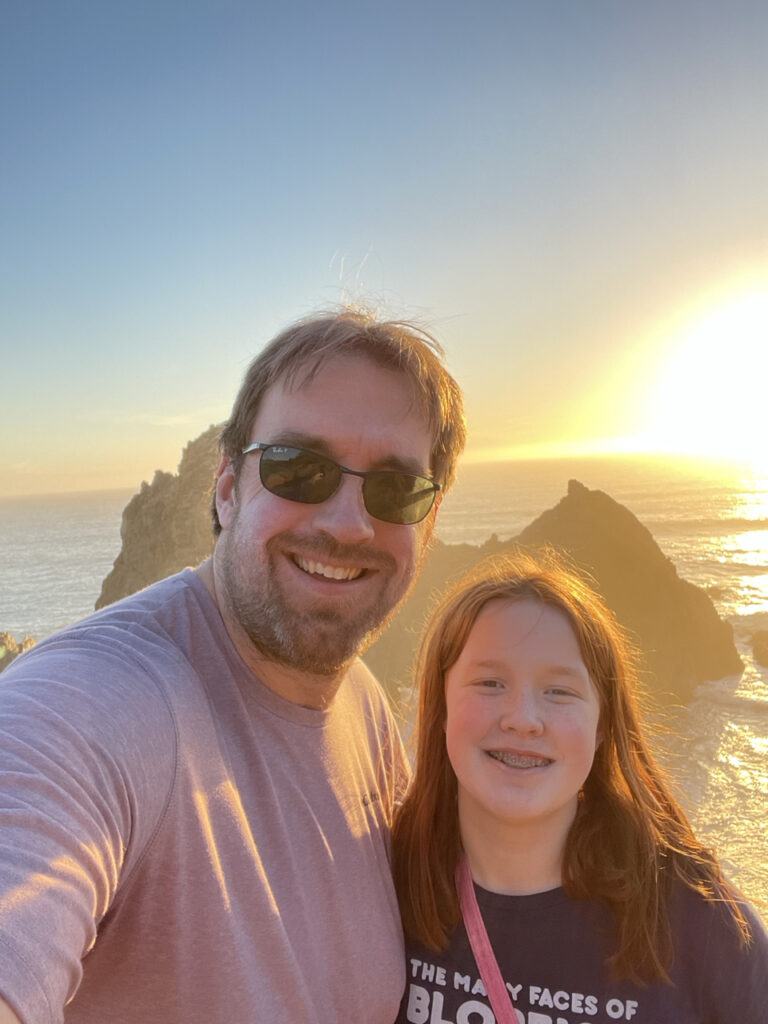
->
xmin=310 ymin=474 xmax=377 ymax=544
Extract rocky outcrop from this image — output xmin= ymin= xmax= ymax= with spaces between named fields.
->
xmin=96 ymin=430 xmax=742 ymax=705
xmin=364 ymin=480 xmax=741 ymax=706
xmin=96 ymin=425 xmax=221 ymax=609
xmin=515 ymin=480 xmax=742 ymax=697
xmin=752 ymin=630 xmax=768 ymax=668
xmin=0 ymin=633 xmax=35 ymax=674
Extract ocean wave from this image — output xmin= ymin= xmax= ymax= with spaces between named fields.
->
xmin=732 ymin=610 xmax=768 ymax=633
xmin=691 ymin=681 xmax=768 ymax=717
xmin=712 ymin=561 xmax=768 ymax=577
xmin=646 ymin=516 xmax=768 ymax=536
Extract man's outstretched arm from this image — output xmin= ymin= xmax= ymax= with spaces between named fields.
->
xmin=0 ymin=640 xmax=176 ymax=1021
xmin=0 ymin=997 xmax=21 ymax=1024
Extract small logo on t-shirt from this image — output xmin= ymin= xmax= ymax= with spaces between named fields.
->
xmin=362 ymin=790 xmax=381 ymax=807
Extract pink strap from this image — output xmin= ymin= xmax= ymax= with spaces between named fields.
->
xmin=456 ymin=855 xmax=518 ymax=1024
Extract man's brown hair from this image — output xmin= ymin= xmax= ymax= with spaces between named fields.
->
xmin=212 ymin=307 xmax=466 ymax=534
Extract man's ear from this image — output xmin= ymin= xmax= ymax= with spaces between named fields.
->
xmin=423 ymin=492 xmax=442 ymax=547
xmin=214 ymin=455 xmax=237 ymax=530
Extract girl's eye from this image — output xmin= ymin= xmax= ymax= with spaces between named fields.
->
xmin=476 ymin=679 xmax=503 ymax=689
xmin=546 ymin=687 xmax=578 ymax=699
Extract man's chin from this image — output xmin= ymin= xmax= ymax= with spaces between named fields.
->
xmin=246 ymin=601 xmax=398 ymax=677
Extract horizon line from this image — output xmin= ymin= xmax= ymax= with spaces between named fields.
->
xmin=3 ymin=446 xmax=764 ymax=502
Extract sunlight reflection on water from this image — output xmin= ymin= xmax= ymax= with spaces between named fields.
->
xmin=665 ymin=672 xmax=768 ymax=922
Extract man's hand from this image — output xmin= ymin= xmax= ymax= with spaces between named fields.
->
xmin=0 ymin=997 xmax=21 ymax=1023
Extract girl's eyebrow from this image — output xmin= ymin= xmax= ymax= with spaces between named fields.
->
xmin=463 ymin=658 xmax=506 ymax=671
xmin=464 ymin=659 xmax=589 ymax=680
xmin=543 ymin=666 xmax=590 ymax=679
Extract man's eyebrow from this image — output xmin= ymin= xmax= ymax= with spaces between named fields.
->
xmin=260 ymin=432 xmax=431 ymax=476
xmin=372 ymin=453 xmax=433 ymax=476
xmin=261 ymin=431 xmax=334 ymax=455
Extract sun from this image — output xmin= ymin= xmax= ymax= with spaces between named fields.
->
xmin=637 ymin=285 xmax=768 ymax=468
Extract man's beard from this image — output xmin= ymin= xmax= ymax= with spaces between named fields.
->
xmin=218 ymin=528 xmax=423 ymax=677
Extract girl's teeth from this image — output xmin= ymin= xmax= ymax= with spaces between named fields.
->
xmin=489 ymin=751 xmax=550 ymax=768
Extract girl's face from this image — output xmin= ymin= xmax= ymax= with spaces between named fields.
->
xmin=444 ymin=598 xmax=602 ymax=849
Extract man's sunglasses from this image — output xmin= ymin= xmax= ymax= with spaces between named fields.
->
xmin=241 ymin=442 xmax=441 ymax=525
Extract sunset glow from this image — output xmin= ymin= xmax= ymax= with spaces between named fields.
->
xmin=4 ymin=4 xmax=768 ymax=495
xmin=637 ymin=284 xmax=768 ymax=467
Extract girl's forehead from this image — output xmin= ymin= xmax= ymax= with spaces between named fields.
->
xmin=469 ymin=596 xmax=575 ymax=641
xmin=443 ymin=596 xmax=601 ymax=704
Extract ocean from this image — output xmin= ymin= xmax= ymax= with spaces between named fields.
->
xmin=1 ymin=455 xmax=767 ymax=920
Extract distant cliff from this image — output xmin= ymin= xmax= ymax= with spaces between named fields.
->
xmin=364 ymin=480 xmax=742 ymax=705
xmin=518 ymin=480 xmax=741 ymax=693
xmin=96 ymin=425 xmax=220 ymax=609
xmin=0 ymin=633 xmax=35 ymax=674
xmin=96 ymin=431 xmax=742 ymax=704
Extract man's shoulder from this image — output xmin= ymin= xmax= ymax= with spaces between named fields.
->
xmin=66 ymin=567 xmax=204 ymax=633
xmin=339 ymin=657 xmax=407 ymax=747
xmin=344 ymin=655 xmax=379 ymax=687
xmin=24 ymin=569 xmax=209 ymax=659
xmin=342 ymin=656 xmax=392 ymax=709
xmin=1 ymin=569 xmax=221 ymax=703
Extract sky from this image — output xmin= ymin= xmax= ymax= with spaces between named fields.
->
xmin=3 ymin=0 xmax=768 ymax=497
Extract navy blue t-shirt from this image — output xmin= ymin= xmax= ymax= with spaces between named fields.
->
xmin=398 ymin=883 xmax=768 ymax=1023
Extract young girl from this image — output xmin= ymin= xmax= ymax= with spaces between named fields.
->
xmin=392 ymin=551 xmax=768 ymax=1023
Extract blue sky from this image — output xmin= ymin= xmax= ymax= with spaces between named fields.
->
xmin=3 ymin=1 xmax=768 ymax=495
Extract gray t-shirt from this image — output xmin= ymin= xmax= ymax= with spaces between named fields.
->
xmin=0 ymin=570 xmax=410 ymax=1023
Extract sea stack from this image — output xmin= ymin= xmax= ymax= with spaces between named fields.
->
xmin=96 ymin=425 xmax=742 ymax=705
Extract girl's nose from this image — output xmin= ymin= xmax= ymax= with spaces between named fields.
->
xmin=498 ymin=687 xmax=544 ymax=735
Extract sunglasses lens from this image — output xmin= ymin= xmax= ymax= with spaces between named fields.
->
xmin=363 ymin=473 xmax=437 ymax=525
xmin=260 ymin=447 xmax=340 ymax=504
xmin=256 ymin=444 xmax=437 ymax=524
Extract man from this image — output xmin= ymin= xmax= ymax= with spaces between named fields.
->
xmin=0 ymin=309 xmax=466 ymax=1023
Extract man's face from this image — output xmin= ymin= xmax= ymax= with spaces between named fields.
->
xmin=214 ymin=354 xmax=437 ymax=680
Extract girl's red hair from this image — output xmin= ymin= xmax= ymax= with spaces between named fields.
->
xmin=392 ymin=549 xmax=750 ymax=982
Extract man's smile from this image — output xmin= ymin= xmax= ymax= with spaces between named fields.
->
xmin=293 ymin=555 xmax=365 ymax=581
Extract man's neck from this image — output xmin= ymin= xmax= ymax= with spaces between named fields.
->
xmin=194 ymin=558 xmax=345 ymax=709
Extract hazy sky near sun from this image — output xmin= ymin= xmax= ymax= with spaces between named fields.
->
xmin=3 ymin=1 xmax=768 ymax=497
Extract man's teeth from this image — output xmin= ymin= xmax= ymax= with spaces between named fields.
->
xmin=488 ymin=751 xmax=551 ymax=769
xmin=296 ymin=557 xmax=363 ymax=581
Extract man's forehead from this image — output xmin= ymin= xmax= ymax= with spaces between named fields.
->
xmin=281 ymin=350 xmax=408 ymax=390
xmin=248 ymin=353 xmax=433 ymax=463
xmin=261 ymin=352 xmax=426 ymax=417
